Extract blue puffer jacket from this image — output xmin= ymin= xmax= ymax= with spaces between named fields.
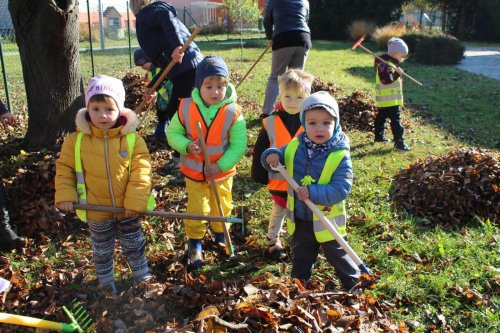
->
xmin=261 ymin=132 xmax=353 ymax=222
xmin=136 ymin=1 xmax=203 ymax=79
xmin=264 ymin=0 xmax=310 ymax=40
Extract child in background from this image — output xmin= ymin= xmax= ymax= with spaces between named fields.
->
xmin=374 ymin=37 xmax=410 ymax=151
xmin=55 ymin=75 xmax=154 ymax=293
xmin=167 ymin=56 xmax=247 ymax=268
xmin=134 ymin=48 xmax=173 ymax=139
xmin=262 ymin=91 xmax=360 ymax=290
xmin=251 ymin=69 xmax=314 ymax=261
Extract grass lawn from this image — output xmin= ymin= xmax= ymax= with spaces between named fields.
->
xmin=1 ymin=39 xmax=499 ymax=332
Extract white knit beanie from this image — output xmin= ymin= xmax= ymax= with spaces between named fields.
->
xmin=388 ymin=37 xmax=409 ymax=56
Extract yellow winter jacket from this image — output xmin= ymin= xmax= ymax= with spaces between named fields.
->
xmin=55 ymin=108 xmax=152 ymax=221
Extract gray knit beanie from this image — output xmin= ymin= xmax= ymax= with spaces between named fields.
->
xmin=387 ymin=37 xmax=409 ymax=56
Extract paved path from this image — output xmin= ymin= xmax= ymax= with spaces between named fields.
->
xmin=457 ymin=46 xmax=500 ymax=81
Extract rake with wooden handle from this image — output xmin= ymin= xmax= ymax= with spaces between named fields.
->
xmin=195 ymin=121 xmax=235 ymax=256
xmin=272 ymin=164 xmax=371 ymax=275
xmin=352 ymin=35 xmax=423 ymax=86
xmin=72 ymin=204 xmax=244 ymax=224
xmin=235 ymin=44 xmax=271 ymax=89
xmin=134 ymin=26 xmax=202 ymax=115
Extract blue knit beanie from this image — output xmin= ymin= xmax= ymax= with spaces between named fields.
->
xmin=195 ymin=55 xmax=229 ymax=89
xmin=134 ymin=48 xmax=150 ymax=66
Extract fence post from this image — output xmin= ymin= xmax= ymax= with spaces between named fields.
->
xmin=0 ymin=37 xmax=11 ymax=112
xmin=127 ymin=1 xmax=132 ymax=69
xmin=86 ymin=0 xmax=95 ymax=77
xmin=98 ymin=0 xmax=105 ymax=50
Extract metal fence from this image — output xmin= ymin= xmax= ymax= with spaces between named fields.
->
xmin=0 ymin=0 xmax=263 ymax=113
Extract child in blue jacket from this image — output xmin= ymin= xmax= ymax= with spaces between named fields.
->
xmin=262 ymin=91 xmax=360 ymax=289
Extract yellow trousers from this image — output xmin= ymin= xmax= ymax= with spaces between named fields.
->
xmin=185 ymin=177 xmax=233 ymax=239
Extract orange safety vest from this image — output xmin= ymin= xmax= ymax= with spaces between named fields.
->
xmin=178 ymin=98 xmax=241 ymax=181
xmin=263 ymin=115 xmax=303 ymax=192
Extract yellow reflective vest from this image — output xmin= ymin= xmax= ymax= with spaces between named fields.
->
xmin=284 ymin=138 xmax=348 ymax=242
xmin=375 ymin=59 xmax=403 ymax=108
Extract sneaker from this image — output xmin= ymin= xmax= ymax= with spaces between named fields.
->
xmin=374 ymin=136 xmax=391 ymax=142
xmin=266 ymin=244 xmax=287 ymax=261
xmin=188 ymin=239 xmax=204 ymax=268
xmin=394 ymin=140 xmax=411 ymax=151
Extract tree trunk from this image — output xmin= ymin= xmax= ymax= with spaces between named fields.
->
xmin=8 ymin=0 xmax=84 ymax=148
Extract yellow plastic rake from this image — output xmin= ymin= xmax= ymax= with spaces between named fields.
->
xmin=0 ymin=299 xmax=96 ymax=332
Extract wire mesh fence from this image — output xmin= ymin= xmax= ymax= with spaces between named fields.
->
xmin=0 ymin=0 xmax=264 ymax=113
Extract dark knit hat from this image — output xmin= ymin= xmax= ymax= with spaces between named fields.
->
xmin=195 ymin=55 xmax=229 ymax=89
xmin=134 ymin=48 xmax=150 ymax=66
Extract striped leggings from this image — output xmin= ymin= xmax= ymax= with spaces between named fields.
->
xmin=87 ymin=217 xmax=151 ymax=286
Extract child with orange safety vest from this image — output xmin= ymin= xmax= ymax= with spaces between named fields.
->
xmin=166 ymin=56 xmax=247 ymax=268
xmin=251 ymin=69 xmax=314 ymax=261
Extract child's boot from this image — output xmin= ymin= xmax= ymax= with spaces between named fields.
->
xmin=0 ymin=209 xmax=26 ymax=251
xmin=214 ymin=233 xmax=229 ymax=255
xmin=188 ymin=239 xmax=204 ymax=268
xmin=394 ymin=139 xmax=411 ymax=151
xmin=266 ymin=237 xmax=287 ymax=261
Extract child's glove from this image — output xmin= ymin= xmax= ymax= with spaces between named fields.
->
xmin=204 ymin=164 xmax=221 ymax=179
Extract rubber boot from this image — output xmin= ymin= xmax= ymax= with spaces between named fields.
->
xmin=0 ymin=207 xmax=25 ymax=251
xmin=188 ymin=239 xmax=204 ymax=268
xmin=152 ymin=123 xmax=166 ymax=139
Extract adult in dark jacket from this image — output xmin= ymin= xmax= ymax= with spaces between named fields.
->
xmin=130 ymin=0 xmax=203 ymax=132
xmin=0 ymin=99 xmax=26 ymax=251
xmin=262 ymin=0 xmax=311 ymax=115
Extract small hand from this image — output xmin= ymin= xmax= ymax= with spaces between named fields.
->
xmin=265 ymin=154 xmax=280 ymax=168
xmin=395 ymin=67 xmax=404 ymax=75
xmin=57 ymin=202 xmax=74 ymax=212
xmin=204 ymin=164 xmax=221 ymax=179
xmin=125 ymin=209 xmax=139 ymax=218
xmin=296 ymin=186 xmax=309 ymax=201
xmin=171 ymin=46 xmax=184 ymax=63
xmin=187 ymin=140 xmax=200 ymax=154
xmin=0 ymin=112 xmax=17 ymax=129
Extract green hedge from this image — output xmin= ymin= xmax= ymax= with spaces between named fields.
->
xmin=402 ymin=33 xmax=464 ymax=65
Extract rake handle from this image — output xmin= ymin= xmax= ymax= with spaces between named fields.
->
xmin=135 ymin=26 xmax=202 ymax=114
xmin=275 ymin=165 xmax=370 ymax=275
xmin=73 ymin=204 xmax=241 ymax=223
xmin=195 ymin=122 xmax=235 ymax=256
xmin=0 ymin=313 xmax=78 ymax=332
xmin=236 ymin=44 xmax=271 ymax=89
xmin=355 ymin=43 xmax=423 ymax=86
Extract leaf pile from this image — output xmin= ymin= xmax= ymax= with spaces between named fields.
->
xmin=337 ymin=91 xmax=377 ymax=132
xmin=311 ymin=78 xmax=343 ymax=96
xmin=391 ymin=147 xmax=500 ymax=225
xmin=122 ymin=72 xmax=147 ymax=110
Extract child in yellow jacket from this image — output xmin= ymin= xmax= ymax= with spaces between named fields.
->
xmin=55 ymin=75 xmax=153 ymax=293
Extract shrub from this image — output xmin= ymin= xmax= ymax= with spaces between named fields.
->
xmin=372 ymin=23 xmax=406 ymax=50
xmin=401 ymin=32 xmax=428 ymax=58
xmin=414 ymin=35 xmax=465 ymax=65
xmin=347 ymin=20 xmax=376 ymax=41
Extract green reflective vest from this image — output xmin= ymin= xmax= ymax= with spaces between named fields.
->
xmin=148 ymin=67 xmax=172 ymax=103
xmin=375 ymin=59 xmax=403 ymax=108
xmin=284 ymin=138 xmax=348 ymax=243
xmin=74 ymin=132 xmax=155 ymax=221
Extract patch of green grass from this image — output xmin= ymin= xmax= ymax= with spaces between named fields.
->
xmin=2 ymin=40 xmax=499 ymax=331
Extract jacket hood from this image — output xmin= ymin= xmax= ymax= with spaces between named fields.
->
xmin=75 ymin=108 xmax=138 ymax=136
xmin=191 ymin=82 xmax=237 ymax=110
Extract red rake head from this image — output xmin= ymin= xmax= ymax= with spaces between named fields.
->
xmin=352 ymin=35 xmax=366 ymax=49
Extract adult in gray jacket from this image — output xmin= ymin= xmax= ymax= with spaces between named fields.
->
xmin=262 ymin=0 xmax=311 ymax=115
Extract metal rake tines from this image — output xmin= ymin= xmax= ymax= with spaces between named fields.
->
xmin=63 ymin=299 xmax=97 ymax=333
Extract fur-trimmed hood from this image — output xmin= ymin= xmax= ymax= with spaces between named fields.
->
xmin=75 ymin=108 xmax=138 ymax=136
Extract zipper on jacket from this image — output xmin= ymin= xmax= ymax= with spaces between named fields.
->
xmin=103 ymin=132 xmax=117 ymax=218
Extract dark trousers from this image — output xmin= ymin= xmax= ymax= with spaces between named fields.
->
xmin=374 ymin=105 xmax=404 ymax=141
xmin=166 ymin=69 xmax=196 ymax=157
xmin=291 ymin=219 xmax=359 ymax=290
xmin=0 ymin=180 xmax=10 ymax=227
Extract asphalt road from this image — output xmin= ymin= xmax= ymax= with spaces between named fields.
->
xmin=457 ymin=46 xmax=500 ymax=81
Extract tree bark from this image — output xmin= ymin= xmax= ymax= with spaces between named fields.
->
xmin=8 ymin=0 xmax=84 ymax=148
